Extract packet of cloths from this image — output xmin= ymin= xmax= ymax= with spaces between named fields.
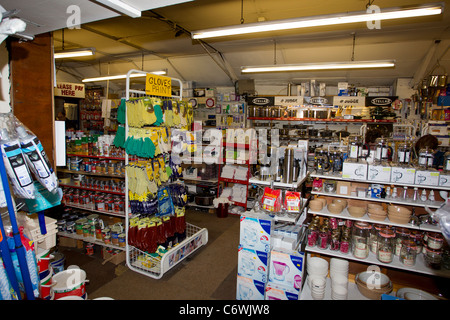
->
xmin=157 ymin=186 xmax=175 ymax=217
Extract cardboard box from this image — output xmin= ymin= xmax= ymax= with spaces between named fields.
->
xmin=58 ymin=236 xmax=77 ymax=248
xmin=342 ymin=161 xmax=367 ymax=181
xmin=265 ymin=283 xmax=300 ymax=300
xmin=368 ymin=164 xmax=391 ymax=182
xmin=237 ymin=246 xmax=269 ymax=283
xmin=390 ymin=167 xmax=416 ymax=184
xmin=415 ymin=170 xmax=440 ymax=186
xmin=336 ymin=181 xmax=352 ymax=196
xmin=236 ymin=275 xmax=265 ymax=300
xmin=439 ymin=173 xmax=450 ymax=187
xmin=102 ymin=247 xmax=126 ymax=265
xmin=268 ymin=249 xmax=305 ymax=291
xmin=239 ymin=213 xmax=273 ymax=253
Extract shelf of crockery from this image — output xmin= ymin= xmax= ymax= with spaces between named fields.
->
xmin=311 ymin=190 xmax=444 ymax=209
xmin=248 ymin=117 xmax=396 ymax=123
xmin=305 ymin=245 xmax=450 ymax=278
xmin=307 ymin=207 xmax=441 ymax=233
xmin=310 ymin=172 xmax=450 ymax=191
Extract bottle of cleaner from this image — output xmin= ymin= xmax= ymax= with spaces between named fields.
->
xmin=16 ymin=126 xmax=58 ymax=193
xmin=0 ymin=128 xmax=35 ymax=199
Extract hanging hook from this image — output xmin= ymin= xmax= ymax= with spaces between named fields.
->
xmin=240 ymin=0 xmax=244 ymax=24
xmin=351 ymin=32 xmax=356 ymax=61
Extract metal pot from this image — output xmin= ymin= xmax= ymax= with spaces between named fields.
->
xmin=195 ymin=195 xmax=214 ymax=206
xmin=271 ymin=106 xmax=282 ymax=118
xmin=319 ymin=129 xmax=334 ymax=138
xmin=249 ymin=106 xmax=259 ymax=117
xmin=308 ymin=128 xmax=319 ymax=136
xmin=313 ymin=109 xmax=328 ymax=119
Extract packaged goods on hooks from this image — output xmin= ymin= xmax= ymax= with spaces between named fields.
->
xmin=124 ymin=127 xmax=171 ymax=158
xmin=125 ymin=97 xmax=193 ymax=129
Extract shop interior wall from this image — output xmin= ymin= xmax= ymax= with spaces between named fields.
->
xmin=9 ymin=33 xmax=55 ymax=168
xmin=0 ymin=42 xmax=11 ymax=113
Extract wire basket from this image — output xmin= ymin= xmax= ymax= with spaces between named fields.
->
xmin=127 ymin=223 xmax=208 ymax=279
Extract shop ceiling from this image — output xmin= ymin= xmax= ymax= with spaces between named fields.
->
xmin=3 ymin=0 xmax=450 ymax=91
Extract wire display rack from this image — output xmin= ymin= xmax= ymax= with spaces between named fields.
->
xmin=128 ymin=223 xmax=208 ymax=279
xmin=124 ymin=69 xmax=208 ymax=279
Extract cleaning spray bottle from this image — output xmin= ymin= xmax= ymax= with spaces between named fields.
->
xmin=16 ymin=126 xmax=58 ymax=193
xmin=0 ymin=128 xmax=35 ymax=199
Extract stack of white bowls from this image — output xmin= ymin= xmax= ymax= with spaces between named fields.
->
xmin=330 ymin=258 xmax=349 ymax=300
xmin=307 ymin=255 xmax=329 ymax=300
xmin=310 ymin=276 xmax=327 ymax=300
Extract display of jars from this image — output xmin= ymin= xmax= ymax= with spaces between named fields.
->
xmin=400 ymin=239 xmax=417 ymax=267
xmin=377 ymin=228 xmax=396 ymax=263
xmin=352 ymin=222 xmax=371 ymax=259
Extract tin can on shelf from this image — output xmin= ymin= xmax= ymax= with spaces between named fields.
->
xmin=118 ymin=233 xmax=126 ymax=247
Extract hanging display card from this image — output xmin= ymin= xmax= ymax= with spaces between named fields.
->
xmin=145 ymin=74 xmax=172 ymax=97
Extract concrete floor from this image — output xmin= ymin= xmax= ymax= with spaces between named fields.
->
xmin=59 ymin=209 xmax=240 ymax=300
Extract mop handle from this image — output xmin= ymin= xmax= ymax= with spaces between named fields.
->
xmin=0 ymin=156 xmax=35 ymax=300
xmin=38 ymin=211 xmax=47 ymax=235
xmin=0 ymin=223 xmax=21 ymax=299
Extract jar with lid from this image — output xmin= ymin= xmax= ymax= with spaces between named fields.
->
xmin=396 ymin=140 xmax=412 ymax=166
xmin=426 ymin=232 xmax=444 ymax=250
xmin=418 ymin=147 xmax=435 ymax=169
xmin=352 ymin=222 xmax=371 ymax=259
xmin=442 ymin=244 xmax=450 ymax=270
xmin=424 ymin=246 xmax=442 ymax=270
xmin=374 ymin=137 xmax=392 ymax=164
xmin=444 ymin=151 xmax=450 ymax=173
xmin=370 ymin=224 xmax=384 ymax=253
xmin=400 ymin=239 xmax=417 ymax=267
xmin=330 ymin=229 xmax=340 ymax=251
xmin=347 ymin=135 xmax=363 ymax=162
xmin=340 ymin=234 xmax=350 ymax=254
xmin=410 ymin=230 xmax=424 ymax=255
xmin=307 ymin=223 xmax=319 ymax=247
xmin=395 ymin=228 xmax=410 ymax=256
xmin=377 ymin=228 xmax=395 ymax=263
xmin=318 ymin=224 xmax=329 ymax=249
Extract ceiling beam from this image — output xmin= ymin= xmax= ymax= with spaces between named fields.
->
xmin=80 ymin=24 xmax=186 ymax=80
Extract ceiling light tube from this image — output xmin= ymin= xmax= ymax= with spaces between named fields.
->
xmin=82 ymin=71 xmax=167 ymax=82
xmin=241 ymin=60 xmax=396 ymax=73
xmin=96 ymin=0 xmax=141 ymax=18
xmin=54 ymin=48 xmax=95 ymax=59
xmin=192 ymin=3 xmax=443 ymax=39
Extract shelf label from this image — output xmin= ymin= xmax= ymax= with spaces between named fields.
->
xmin=333 ymin=96 xmax=365 ymax=107
xmin=274 ymin=96 xmax=304 ymax=106
xmin=145 ymin=74 xmax=172 ymax=97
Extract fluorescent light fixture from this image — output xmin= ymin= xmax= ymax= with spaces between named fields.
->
xmin=82 ymin=70 xmax=167 ymax=82
xmin=96 ymin=0 xmax=141 ymax=18
xmin=192 ymin=3 xmax=443 ymax=39
xmin=241 ymin=60 xmax=396 ymax=73
xmin=54 ymin=48 xmax=95 ymax=59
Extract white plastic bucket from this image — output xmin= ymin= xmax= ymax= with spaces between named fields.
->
xmin=51 ymin=266 xmax=88 ymax=300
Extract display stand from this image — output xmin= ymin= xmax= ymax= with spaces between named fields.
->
xmin=124 ymin=69 xmax=208 ymax=279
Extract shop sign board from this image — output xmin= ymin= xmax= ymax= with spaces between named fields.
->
xmin=55 ymin=82 xmax=85 ymax=98
xmin=145 ymin=73 xmax=172 ymax=97
xmin=246 ymin=96 xmax=275 ymax=106
xmin=274 ymin=96 xmax=304 ymax=106
xmin=304 ymin=96 xmax=334 ymax=106
xmin=333 ymin=96 xmax=366 ymax=107
xmin=365 ymin=96 xmax=398 ymax=106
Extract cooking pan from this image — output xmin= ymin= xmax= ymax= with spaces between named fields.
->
xmin=195 ymin=195 xmax=214 ymax=206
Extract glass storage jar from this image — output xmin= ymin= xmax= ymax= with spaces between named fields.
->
xmin=352 ymin=222 xmax=371 ymax=259
xmin=426 ymin=232 xmax=444 ymax=250
xmin=444 ymin=151 xmax=450 ymax=173
xmin=377 ymin=228 xmax=396 ymax=263
xmin=418 ymin=147 xmax=435 ymax=169
xmin=395 ymin=228 xmax=410 ymax=256
xmin=370 ymin=224 xmax=384 ymax=253
xmin=400 ymin=239 xmax=417 ymax=267
xmin=424 ymin=246 xmax=442 ymax=270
